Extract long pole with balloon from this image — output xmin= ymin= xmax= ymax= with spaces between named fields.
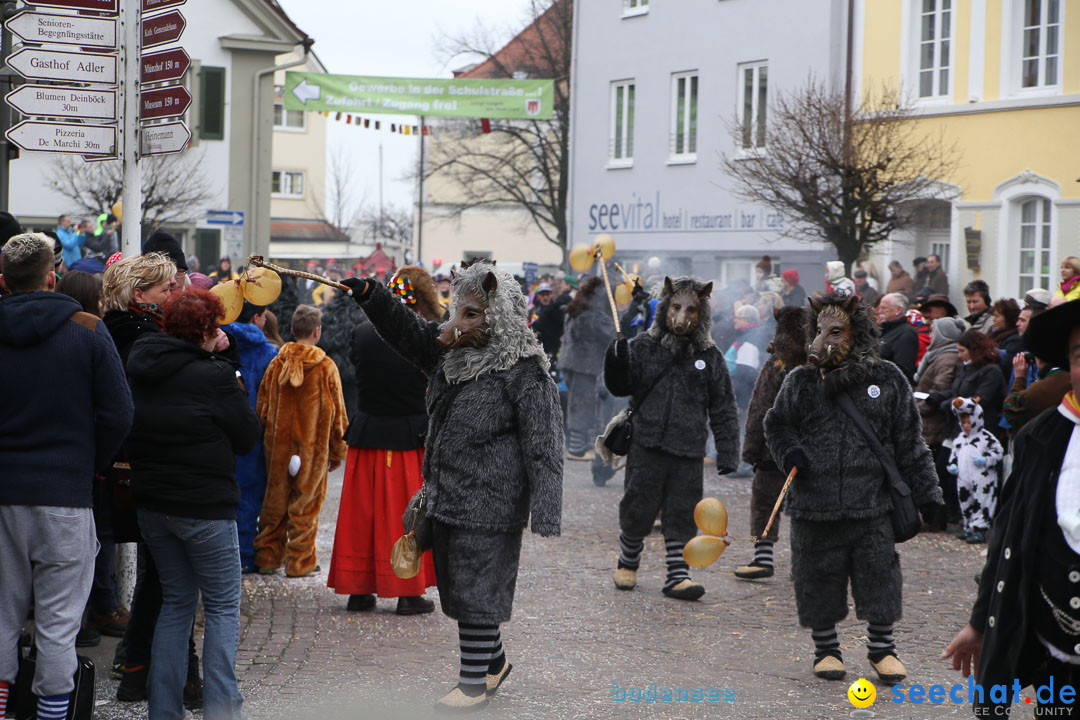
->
xmin=568 ymin=234 xmax=624 ymax=337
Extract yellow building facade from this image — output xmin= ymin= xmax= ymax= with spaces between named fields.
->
xmin=858 ymin=0 xmax=1080 ymax=302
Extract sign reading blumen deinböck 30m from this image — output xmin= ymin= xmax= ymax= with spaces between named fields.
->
xmin=283 ymin=71 xmax=554 ymax=120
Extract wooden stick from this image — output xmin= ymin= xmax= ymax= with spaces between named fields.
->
xmin=755 ymin=466 xmax=798 ymax=542
xmin=595 ymin=249 xmax=622 ymax=337
xmin=247 ymin=255 xmax=350 ymax=291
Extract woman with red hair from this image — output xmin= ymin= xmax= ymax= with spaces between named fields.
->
xmin=124 ymin=287 xmax=261 ymax=720
xmin=927 ymin=329 xmax=1006 ymax=442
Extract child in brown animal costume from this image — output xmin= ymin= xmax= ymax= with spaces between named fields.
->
xmin=733 ymin=306 xmax=807 ymax=580
xmin=253 ymin=305 xmax=348 ymax=577
xmin=764 ymin=292 xmax=941 ymax=684
xmin=340 ymin=261 xmax=563 ymax=713
xmin=604 ymin=276 xmax=740 ymax=601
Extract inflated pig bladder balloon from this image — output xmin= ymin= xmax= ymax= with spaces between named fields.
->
xmin=694 ymin=497 xmax=728 ymax=537
xmin=683 ymin=535 xmax=727 ymax=568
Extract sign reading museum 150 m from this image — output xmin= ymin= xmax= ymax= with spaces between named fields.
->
xmin=283 ymin=71 xmax=553 ymax=120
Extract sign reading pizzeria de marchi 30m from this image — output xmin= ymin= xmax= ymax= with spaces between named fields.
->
xmin=283 ymin=71 xmax=553 ymax=120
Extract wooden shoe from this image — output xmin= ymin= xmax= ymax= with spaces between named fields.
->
xmin=813 ymin=655 xmax=846 ymax=680
xmin=613 ymin=567 xmax=637 ymax=590
xmin=486 ymin=663 xmax=512 ymax=695
xmin=434 ymin=686 xmax=489 ymax=713
xmin=870 ymin=655 xmax=907 ymax=684
xmin=662 ymin=579 xmax=705 ymax=601
xmin=733 ymin=564 xmax=774 ymax=580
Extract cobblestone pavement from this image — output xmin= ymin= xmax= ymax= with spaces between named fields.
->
xmin=81 ymin=459 xmax=1036 ymax=720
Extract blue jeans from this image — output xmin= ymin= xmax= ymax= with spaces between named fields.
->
xmin=138 ymin=510 xmax=242 ymax=720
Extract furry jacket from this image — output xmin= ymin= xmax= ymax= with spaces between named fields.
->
xmin=742 ymin=360 xmax=784 ymax=469
xmin=603 ymin=278 xmax=739 ymax=468
xmin=947 ymin=398 xmax=1003 ymax=482
xmin=559 ymin=293 xmax=615 ymax=376
xmin=355 ymin=264 xmax=563 ymax=536
xmin=764 ymin=360 xmax=941 ymax=521
xmin=257 ymin=342 xmax=349 ymax=483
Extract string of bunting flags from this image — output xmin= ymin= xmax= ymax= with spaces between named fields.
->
xmin=317 ymin=111 xmax=494 ymax=138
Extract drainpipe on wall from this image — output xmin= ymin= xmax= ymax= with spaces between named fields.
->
xmin=249 ymin=37 xmax=314 ymax=259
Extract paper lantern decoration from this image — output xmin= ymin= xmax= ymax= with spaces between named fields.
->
xmin=242 ymin=266 xmax=282 ymax=305
xmin=210 ymin=280 xmax=244 ymax=324
xmin=683 ymin=535 xmax=728 ymax=568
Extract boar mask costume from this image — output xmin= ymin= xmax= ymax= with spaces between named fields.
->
xmin=341 ymin=260 xmax=563 ymax=711
xmin=763 ymin=291 xmax=940 ymax=684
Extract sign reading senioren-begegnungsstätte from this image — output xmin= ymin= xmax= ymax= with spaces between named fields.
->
xmin=283 ymin=71 xmax=553 ymax=120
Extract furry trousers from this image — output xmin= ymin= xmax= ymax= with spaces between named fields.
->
xmin=620 ymin=443 xmax=703 ymax=543
xmin=749 ymin=467 xmax=787 ymax=542
xmin=958 ymin=469 xmax=998 ymax=533
xmin=253 ymin=468 xmax=328 ymax=577
xmin=790 ymin=516 xmax=902 ymax=629
xmin=564 ymin=370 xmax=600 ymax=454
xmin=431 ymin=520 xmax=523 ymax=625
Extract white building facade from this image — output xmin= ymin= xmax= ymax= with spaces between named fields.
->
xmin=568 ymin=0 xmax=849 ymax=290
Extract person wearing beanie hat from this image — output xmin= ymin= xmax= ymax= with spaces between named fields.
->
xmin=142 ymin=230 xmax=188 ymax=272
xmin=824 ymin=260 xmax=855 ymax=298
xmin=781 ymin=269 xmax=805 ymax=307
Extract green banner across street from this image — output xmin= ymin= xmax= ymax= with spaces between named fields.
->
xmin=283 ymin=71 xmax=553 ymax=120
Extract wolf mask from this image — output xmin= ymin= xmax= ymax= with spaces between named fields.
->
xmin=647 ymin=276 xmax=714 ymax=357
xmin=806 ymin=291 xmax=880 ymax=396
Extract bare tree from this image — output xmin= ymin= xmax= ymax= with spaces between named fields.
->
xmin=308 ymin=146 xmax=363 ymax=243
xmin=45 ymin=148 xmax=216 ymax=227
xmin=359 ymin=203 xmax=413 ymax=261
xmin=427 ymin=0 xmax=572 ymax=267
xmin=721 ymin=79 xmax=961 ymax=275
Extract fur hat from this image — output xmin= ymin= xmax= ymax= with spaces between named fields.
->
xmin=390 ymin=265 xmax=442 ymax=322
xmin=142 ymin=230 xmax=187 ymax=271
xmin=1024 ymin=299 xmax=1080 ymax=368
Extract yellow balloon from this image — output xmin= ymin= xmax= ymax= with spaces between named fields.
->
xmin=568 ymin=244 xmax=593 ymax=272
xmin=683 ymin=535 xmax=728 ymax=569
xmin=592 ymin=234 xmax=615 ymax=261
xmin=614 ymin=281 xmax=633 ymax=305
xmin=210 ymin=280 xmax=243 ymax=325
xmin=242 ymin=266 xmax=282 ymax=305
xmin=111 ymin=201 xmax=122 ymax=222
xmin=694 ymin=497 xmax=729 ymax=537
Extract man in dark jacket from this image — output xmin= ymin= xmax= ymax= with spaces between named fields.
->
xmin=943 ymin=300 xmax=1080 ymax=716
xmin=0 ymin=233 xmax=133 ymax=720
xmin=878 ymin=292 xmax=919 ymax=383
xmin=765 ymin=292 xmax=940 ymax=684
xmin=605 ymin=277 xmax=739 ymax=602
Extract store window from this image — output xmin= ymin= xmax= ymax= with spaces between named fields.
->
xmin=1018 ymin=196 xmax=1053 ymax=294
xmin=738 ymin=62 xmax=767 ymax=150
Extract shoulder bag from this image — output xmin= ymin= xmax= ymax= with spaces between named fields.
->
xmin=601 ymin=355 xmax=677 ymax=457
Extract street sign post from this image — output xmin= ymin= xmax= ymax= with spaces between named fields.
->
xmin=140 ymin=119 xmax=188 ymax=155
xmin=5 ymin=85 xmax=116 ymax=121
xmin=6 ymin=11 xmax=117 ymax=49
xmin=28 ymin=0 xmax=118 ymax=13
xmin=7 ymin=47 xmax=117 ymax=84
xmin=206 ymin=210 xmax=245 ymax=226
xmin=140 ymin=10 xmax=183 ymax=48
xmin=140 ymin=47 xmax=188 ymax=83
xmin=140 ymin=84 xmax=189 ymax=120
xmin=6 ymin=120 xmax=115 ymax=154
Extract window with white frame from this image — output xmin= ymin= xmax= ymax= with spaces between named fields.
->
xmin=1021 ymin=0 xmax=1061 ymax=88
xmin=738 ymin=62 xmax=767 ymax=150
xmin=272 ymin=170 xmax=305 ymax=198
xmin=623 ymin=0 xmax=648 ymax=17
xmin=670 ymin=72 xmax=698 ymax=160
xmin=273 ymin=101 xmax=305 ymax=130
xmin=918 ymin=0 xmax=952 ymax=97
xmin=1018 ymin=196 xmax=1053 ymax=294
xmin=609 ymin=80 xmax=635 ymax=164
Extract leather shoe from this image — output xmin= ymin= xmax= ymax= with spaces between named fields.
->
xmin=396 ymin=596 xmax=435 ymax=616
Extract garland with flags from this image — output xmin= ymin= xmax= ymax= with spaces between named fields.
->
xmin=316 ymin=111 xmax=494 ymax=138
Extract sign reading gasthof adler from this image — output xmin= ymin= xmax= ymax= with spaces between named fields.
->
xmin=282 ymin=71 xmax=553 ymax=120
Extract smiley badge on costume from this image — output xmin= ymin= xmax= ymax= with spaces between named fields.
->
xmin=847 ymin=678 xmax=876 ymax=709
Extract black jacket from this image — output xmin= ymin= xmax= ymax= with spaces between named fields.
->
xmin=346 ymin=320 xmax=428 ymax=450
xmin=969 ymin=409 xmax=1073 ymax=711
xmin=531 ymin=297 xmax=567 ymax=356
xmin=880 ymin=317 xmax=919 ymax=383
xmin=782 ymin=284 xmax=806 ymax=308
xmin=104 ymin=309 xmax=162 ymax=365
xmin=928 ymin=362 xmax=1005 ymax=439
xmin=125 ymin=334 xmax=262 ymax=520
xmin=560 ymin=297 xmax=615 ymax=376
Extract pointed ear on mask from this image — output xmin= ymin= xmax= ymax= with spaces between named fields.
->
xmin=663 ymin=276 xmax=675 ymax=296
xmin=808 ymin=293 xmax=824 ymax=315
xmin=481 ymin=271 xmax=498 ymax=296
xmin=450 ymin=266 xmax=458 ymax=280
xmin=698 ymin=281 xmax=713 ymax=299
xmin=841 ymin=294 xmax=859 ymax=316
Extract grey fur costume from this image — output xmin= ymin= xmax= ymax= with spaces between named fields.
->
xmin=604 ymin=277 xmax=739 ymax=545
xmin=561 ymin=283 xmax=617 ymax=454
xmin=353 ymin=262 xmax=563 ymax=623
xmin=763 ymin=293 xmax=940 ymax=629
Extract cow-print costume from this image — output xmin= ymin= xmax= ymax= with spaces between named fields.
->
xmin=947 ymin=397 xmax=1004 ymax=534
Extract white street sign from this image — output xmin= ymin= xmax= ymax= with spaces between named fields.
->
xmin=7 ymin=47 xmax=117 ymax=84
xmin=6 ymin=11 xmax=117 ymax=49
xmin=6 ymin=120 xmax=116 ymax=155
xmin=6 ymin=85 xmax=116 ymax=121
xmin=141 ymin=120 xmax=189 ymax=155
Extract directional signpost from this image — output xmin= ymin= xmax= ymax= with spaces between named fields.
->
xmin=140 ymin=84 xmax=189 ymax=120
xmin=141 ymin=10 xmax=184 ymax=48
xmin=29 ymin=0 xmax=118 ymax=13
xmin=142 ymin=0 xmax=183 ymax=11
xmin=6 ymin=85 xmax=117 ymax=121
xmin=7 ymin=47 xmax=117 ymax=84
xmin=7 ymin=121 xmax=115 ymax=155
xmin=140 ymin=47 xmax=189 ymax=83
xmin=207 ymin=210 xmax=245 ymax=226
xmin=7 ymin=11 xmax=118 ymax=49
xmin=140 ymin=120 xmax=188 ymax=156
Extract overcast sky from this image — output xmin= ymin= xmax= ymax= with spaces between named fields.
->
xmin=275 ymin=0 xmax=535 ymax=220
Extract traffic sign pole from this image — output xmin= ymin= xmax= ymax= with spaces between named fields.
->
xmin=120 ymin=0 xmax=140 ymax=256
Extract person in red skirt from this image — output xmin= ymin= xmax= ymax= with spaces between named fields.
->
xmin=327 ymin=266 xmax=443 ymax=615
